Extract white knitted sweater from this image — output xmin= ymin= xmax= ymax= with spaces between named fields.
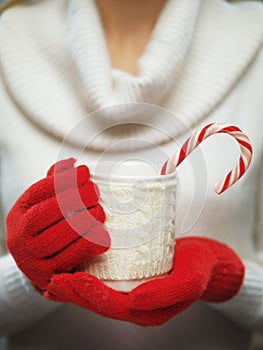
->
xmin=0 ymin=0 xmax=263 ymax=349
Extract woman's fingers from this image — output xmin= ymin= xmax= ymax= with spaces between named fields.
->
xmin=44 ymin=273 xmax=77 ymax=303
xmin=63 ymin=272 xmax=129 ymax=318
xmin=17 ymin=165 xmax=91 ymax=210
xmin=26 ymin=209 xmax=108 ymax=258
xmin=88 ymin=204 xmax=106 ymax=223
xmin=46 ymin=158 xmax=77 ymax=177
xmin=128 ymin=239 xmax=213 ymax=310
xmin=21 ymin=181 xmax=102 ymax=235
xmin=45 ymin=272 xmax=194 ymax=327
xmin=46 ymin=224 xmax=110 ymax=273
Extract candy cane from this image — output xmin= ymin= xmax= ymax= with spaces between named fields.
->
xmin=161 ymin=123 xmax=253 ymax=194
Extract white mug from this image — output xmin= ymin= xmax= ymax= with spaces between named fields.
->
xmin=78 ymin=160 xmax=177 ymax=292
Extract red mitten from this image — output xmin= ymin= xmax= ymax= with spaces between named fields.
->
xmin=129 ymin=237 xmax=245 ymax=309
xmin=6 ymin=158 xmax=110 ymax=292
xmin=44 ymin=272 xmax=184 ymax=326
xmin=44 ymin=237 xmax=244 ymax=326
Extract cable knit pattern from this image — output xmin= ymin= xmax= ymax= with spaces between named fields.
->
xmin=0 ymin=0 xmax=262 ymax=151
xmin=0 ymin=0 xmax=263 ymax=343
xmin=80 ymin=172 xmax=177 ymax=280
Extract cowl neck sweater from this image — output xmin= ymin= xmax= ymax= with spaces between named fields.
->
xmin=0 ymin=0 xmax=262 ymax=150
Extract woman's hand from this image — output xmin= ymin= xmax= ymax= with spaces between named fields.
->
xmin=6 ymin=158 xmax=110 ymax=292
xmin=44 ymin=237 xmax=245 ymax=326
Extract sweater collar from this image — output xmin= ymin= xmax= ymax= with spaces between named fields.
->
xmin=0 ymin=0 xmax=262 ymax=151
xmin=67 ymin=0 xmax=200 ymax=114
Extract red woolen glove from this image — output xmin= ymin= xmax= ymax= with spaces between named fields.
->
xmin=44 ymin=236 xmax=245 ymax=326
xmin=6 ymin=158 xmax=110 ymax=292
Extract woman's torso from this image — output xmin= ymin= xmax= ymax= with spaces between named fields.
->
xmin=0 ymin=0 xmax=263 ymax=348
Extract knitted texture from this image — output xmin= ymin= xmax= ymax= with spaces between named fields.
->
xmin=6 ymin=158 xmax=110 ymax=291
xmin=0 ymin=0 xmax=262 ymax=151
xmin=0 ymin=0 xmax=262 ymax=339
xmin=0 ymin=254 xmax=61 ymax=335
xmin=44 ymin=237 xmax=245 ymax=326
xmin=79 ymin=172 xmax=177 ymax=280
xmin=209 ymin=260 xmax=263 ymax=331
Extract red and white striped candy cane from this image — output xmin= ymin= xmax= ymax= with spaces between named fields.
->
xmin=161 ymin=122 xmax=253 ymax=194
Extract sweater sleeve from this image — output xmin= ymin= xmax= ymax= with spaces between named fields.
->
xmin=0 ymin=156 xmax=61 ymax=336
xmin=0 ymin=254 xmax=61 ymax=336
xmin=209 ymin=151 xmax=263 ymax=333
xmin=0 ymin=69 xmax=61 ymax=336
xmin=208 ymin=260 xmax=263 ymax=333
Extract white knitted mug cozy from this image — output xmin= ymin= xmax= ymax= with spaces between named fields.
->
xmin=80 ymin=161 xmax=177 ymax=291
